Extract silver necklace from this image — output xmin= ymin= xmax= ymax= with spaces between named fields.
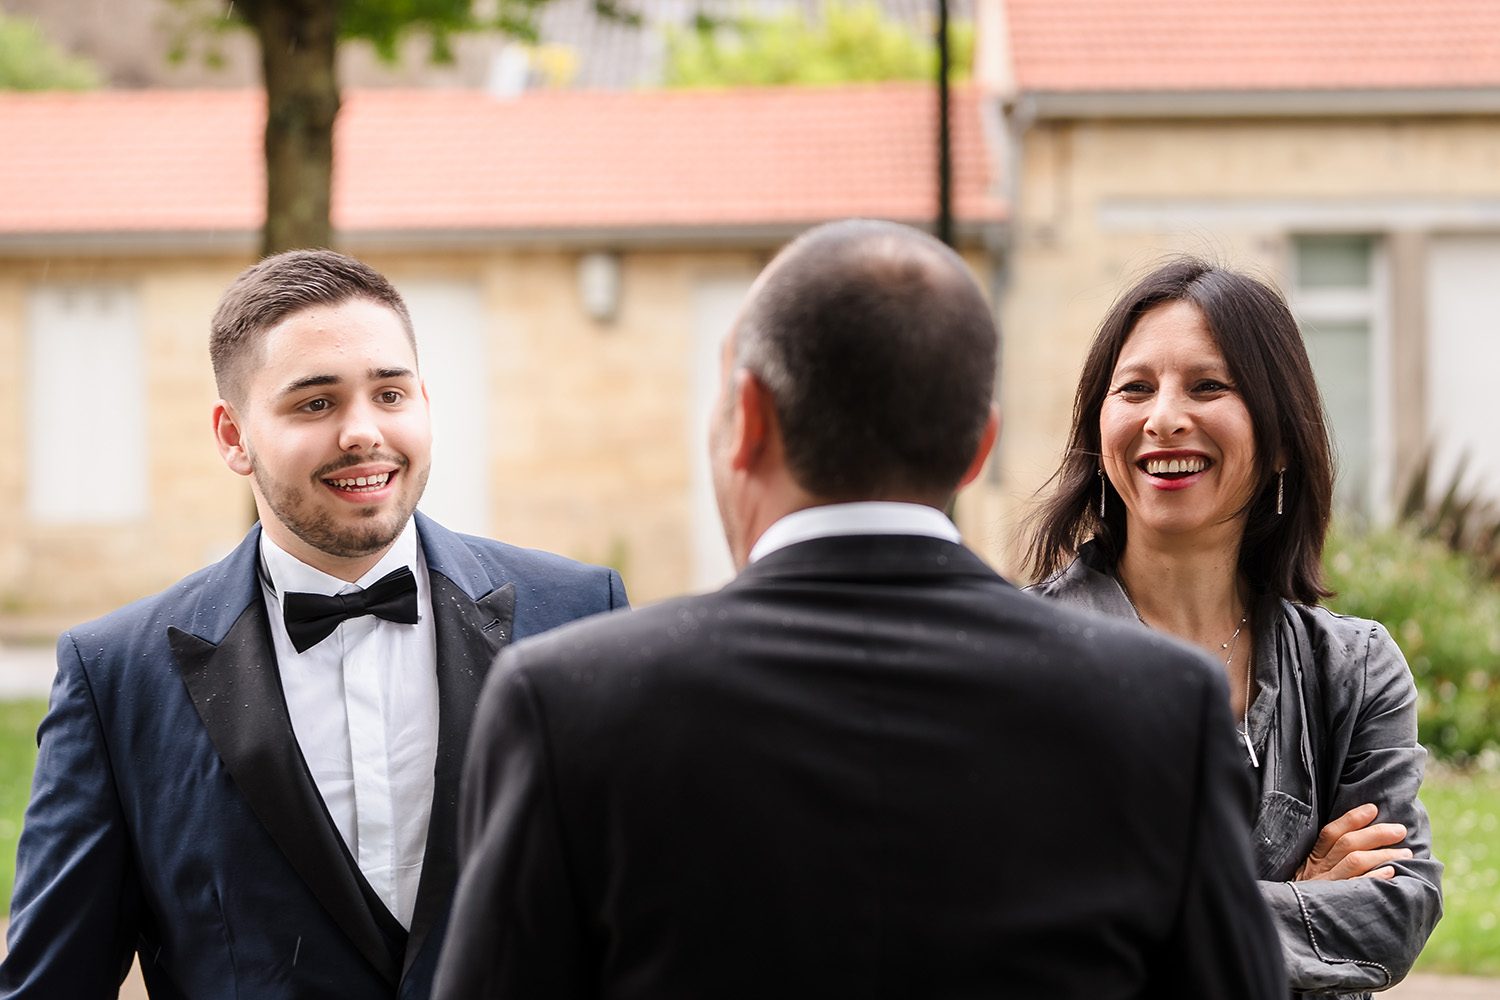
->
xmin=1117 ymin=578 xmax=1259 ymax=768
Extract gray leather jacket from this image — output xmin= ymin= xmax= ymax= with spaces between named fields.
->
xmin=1032 ymin=545 xmax=1443 ymax=998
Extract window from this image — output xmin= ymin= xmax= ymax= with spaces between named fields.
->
xmin=1291 ymin=235 xmax=1389 ymax=515
xmin=1425 ymin=235 xmax=1500 ymax=503
xmin=26 ymin=283 xmax=149 ymax=523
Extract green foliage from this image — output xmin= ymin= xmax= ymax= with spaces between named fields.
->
xmin=0 ymin=13 xmax=101 ymax=91
xmin=664 ymin=2 xmax=974 ymax=88
xmin=168 ymin=0 xmax=585 ymax=64
xmin=1412 ymin=764 xmax=1500 ymax=975
xmin=1325 ymin=522 xmax=1500 ymax=762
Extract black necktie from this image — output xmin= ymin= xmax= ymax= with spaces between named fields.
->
xmin=282 ymin=566 xmax=420 ymax=654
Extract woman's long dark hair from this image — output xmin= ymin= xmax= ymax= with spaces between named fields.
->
xmin=1025 ymin=258 xmax=1335 ymax=604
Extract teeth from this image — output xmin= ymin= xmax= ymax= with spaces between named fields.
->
xmin=1145 ymin=457 xmax=1208 ymax=475
xmin=328 ymin=472 xmax=391 ymax=489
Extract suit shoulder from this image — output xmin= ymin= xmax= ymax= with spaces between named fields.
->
xmin=441 ymin=531 xmax=626 ymax=637
xmin=505 ymin=592 xmax=700 ymax=668
xmin=456 ymin=533 xmax=612 ymax=585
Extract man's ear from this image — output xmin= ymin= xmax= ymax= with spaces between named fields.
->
xmin=957 ymin=404 xmax=1001 ymax=490
xmin=213 ymin=401 xmax=253 ymax=478
xmin=729 ymin=369 xmax=773 ymax=472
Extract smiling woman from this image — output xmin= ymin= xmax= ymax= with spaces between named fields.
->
xmin=1025 ymin=258 xmax=1444 ymax=999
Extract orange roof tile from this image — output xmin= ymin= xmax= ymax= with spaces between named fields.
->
xmin=1005 ymin=0 xmax=1500 ymax=93
xmin=0 ymin=84 xmax=1002 ymax=238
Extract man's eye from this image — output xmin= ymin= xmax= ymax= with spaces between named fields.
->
xmin=379 ymin=390 xmax=402 ymax=404
xmin=305 ymin=398 xmax=330 ymax=412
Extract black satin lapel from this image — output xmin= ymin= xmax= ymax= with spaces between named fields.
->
xmin=404 ymin=575 xmax=516 ymax=976
xmin=170 ymin=605 xmax=400 ymax=986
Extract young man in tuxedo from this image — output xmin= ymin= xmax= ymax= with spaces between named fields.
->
xmin=1 ymin=250 xmax=626 ymax=999
xmin=435 ymin=220 xmax=1286 ymax=999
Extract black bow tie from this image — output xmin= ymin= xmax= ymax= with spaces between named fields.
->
xmin=282 ymin=566 xmax=420 ymax=653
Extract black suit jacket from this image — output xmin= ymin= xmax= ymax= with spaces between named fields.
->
xmin=435 ymin=534 xmax=1286 ymax=999
xmin=1 ymin=513 xmax=626 ymax=1000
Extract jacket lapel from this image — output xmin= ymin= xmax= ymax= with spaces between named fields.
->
xmin=403 ymin=516 xmax=517 ymax=975
xmin=170 ymin=599 xmax=401 ymax=986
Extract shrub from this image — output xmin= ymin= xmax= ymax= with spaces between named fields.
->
xmin=1325 ymin=523 xmax=1500 ymax=762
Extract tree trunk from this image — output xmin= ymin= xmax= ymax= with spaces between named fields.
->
xmin=243 ymin=0 xmax=341 ymax=255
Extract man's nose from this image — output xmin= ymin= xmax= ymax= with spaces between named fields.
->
xmin=338 ymin=400 xmax=383 ymax=452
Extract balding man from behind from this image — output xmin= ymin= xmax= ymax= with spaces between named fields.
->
xmin=434 ymin=220 xmax=1286 ymax=1000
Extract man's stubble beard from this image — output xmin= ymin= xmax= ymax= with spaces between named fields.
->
xmin=249 ymin=449 xmax=431 ymax=560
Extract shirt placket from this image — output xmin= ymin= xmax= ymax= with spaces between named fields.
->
xmin=340 ymin=614 xmax=398 ymax=913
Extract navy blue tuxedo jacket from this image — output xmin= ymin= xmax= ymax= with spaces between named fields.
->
xmin=1 ymin=513 xmax=626 ymax=999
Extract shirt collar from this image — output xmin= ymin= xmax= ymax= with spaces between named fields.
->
xmin=260 ymin=518 xmax=419 ymax=601
xmin=748 ymin=501 xmax=961 ymax=564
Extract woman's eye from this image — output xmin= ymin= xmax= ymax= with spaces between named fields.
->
xmin=1116 ymin=382 xmax=1152 ymax=395
xmin=1194 ymin=380 xmax=1230 ymax=393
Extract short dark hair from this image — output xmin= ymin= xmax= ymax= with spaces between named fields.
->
xmin=1026 ymin=258 xmax=1334 ymax=604
xmin=210 ymin=249 xmax=415 ymax=402
xmin=735 ymin=219 xmax=998 ymax=501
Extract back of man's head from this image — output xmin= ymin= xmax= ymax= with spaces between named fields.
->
xmin=210 ymin=248 xmax=415 ymax=405
xmin=735 ymin=219 xmax=998 ymax=501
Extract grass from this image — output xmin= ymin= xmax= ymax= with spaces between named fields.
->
xmin=1413 ymin=763 xmax=1500 ymax=977
xmin=0 ymin=698 xmax=44 ymax=910
xmin=0 ymin=698 xmax=1492 ymax=978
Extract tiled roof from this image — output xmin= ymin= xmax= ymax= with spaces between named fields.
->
xmin=0 ymin=84 xmax=1002 ymax=237
xmin=1005 ymin=0 xmax=1500 ymax=93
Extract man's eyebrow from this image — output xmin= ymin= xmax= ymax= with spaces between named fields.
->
xmin=277 ymin=368 xmax=415 ymax=397
xmin=279 ymin=374 xmax=340 ymax=397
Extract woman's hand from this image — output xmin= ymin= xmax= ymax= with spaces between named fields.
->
xmin=1295 ymin=802 xmax=1412 ymax=882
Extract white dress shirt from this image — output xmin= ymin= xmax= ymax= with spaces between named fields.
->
xmin=748 ymin=501 xmax=962 ymax=563
xmin=259 ymin=520 xmax=439 ymax=930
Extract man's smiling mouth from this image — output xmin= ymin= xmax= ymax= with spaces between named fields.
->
xmin=326 ymin=472 xmax=391 ymax=491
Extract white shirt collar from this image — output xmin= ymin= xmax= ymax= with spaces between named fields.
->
xmin=260 ymin=518 xmax=420 ymax=600
xmin=747 ymin=501 xmax=961 ymax=563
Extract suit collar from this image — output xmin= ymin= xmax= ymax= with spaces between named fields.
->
xmin=170 ymin=515 xmax=516 ymax=985
xmin=735 ymin=533 xmax=1004 ymax=587
xmin=748 ymin=502 xmax=961 ymax=564
xmin=415 ymin=511 xmax=496 ymax=601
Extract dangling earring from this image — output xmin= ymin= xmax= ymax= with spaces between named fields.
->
xmin=1276 ymin=468 xmax=1285 ymax=516
xmin=1098 ymin=469 xmax=1107 ymax=518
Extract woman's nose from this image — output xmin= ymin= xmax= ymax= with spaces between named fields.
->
xmin=1143 ymin=388 xmax=1190 ymax=440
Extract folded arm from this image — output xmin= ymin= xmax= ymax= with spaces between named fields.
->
xmin=1261 ymin=624 xmax=1444 ymax=993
